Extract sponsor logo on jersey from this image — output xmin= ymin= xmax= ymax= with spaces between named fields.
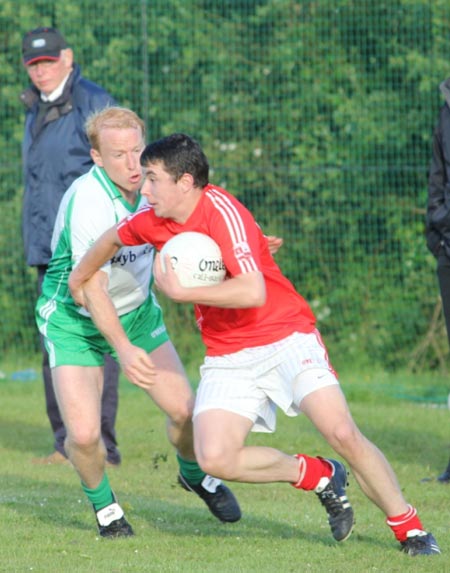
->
xmin=233 ymin=241 xmax=251 ymax=260
xmin=111 ymin=245 xmax=153 ymax=266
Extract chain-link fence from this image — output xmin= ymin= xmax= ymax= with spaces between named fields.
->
xmin=1 ymin=0 xmax=449 ymax=374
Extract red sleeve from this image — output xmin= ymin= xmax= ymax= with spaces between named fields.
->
xmin=204 ymin=188 xmax=263 ymax=277
xmin=117 ymin=206 xmax=154 ymax=246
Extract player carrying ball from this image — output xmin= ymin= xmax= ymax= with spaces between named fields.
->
xmin=70 ymin=133 xmax=441 ymax=556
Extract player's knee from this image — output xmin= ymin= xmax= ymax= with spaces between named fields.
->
xmin=328 ymin=419 xmax=362 ymax=452
xmin=168 ymin=401 xmax=193 ymax=427
xmin=195 ymin=445 xmax=237 ymax=480
xmin=197 ymin=456 xmax=230 ymax=480
xmin=66 ymin=427 xmax=101 ymax=452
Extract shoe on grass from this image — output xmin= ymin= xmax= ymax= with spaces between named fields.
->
xmin=437 ymin=461 xmax=450 ymax=483
xmin=315 ymin=458 xmax=354 ymax=542
xmin=400 ymin=530 xmax=441 ymax=556
xmin=96 ymin=502 xmax=134 ymax=538
xmin=178 ymin=473 xmax=241 ymax=523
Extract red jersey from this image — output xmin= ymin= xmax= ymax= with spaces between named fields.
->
xmin=117 ymin=184 xmax=316 ymax=355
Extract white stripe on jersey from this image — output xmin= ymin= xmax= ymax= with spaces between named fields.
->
xmin=206 ymin=187 xmax=258 ymax=274
xmin=206 ymin=188 xmax=246 ymax=243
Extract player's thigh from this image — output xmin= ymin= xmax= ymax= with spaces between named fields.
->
xmin=300 ymin=382 xmax=356 ymax=439
xmin=145 ymin=340 xmax=194 ymax=418
xmin=52 ymin=364 xmax=104 ymax=439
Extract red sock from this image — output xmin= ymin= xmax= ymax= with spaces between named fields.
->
xmin=291 ymin=454 xmax=333 ymax=490
xmin=386 ymin=505 xmax=424 ymax=542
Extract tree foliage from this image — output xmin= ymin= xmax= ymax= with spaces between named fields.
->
xmin=1 ymin=0 xmax=449 ymax=370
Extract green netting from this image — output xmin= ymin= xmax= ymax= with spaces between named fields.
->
xmin=1 ymin=0 xmax=449 ymax=372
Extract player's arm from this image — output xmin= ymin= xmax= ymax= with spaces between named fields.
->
xmin=69 ymin=225 xmax=124 ymax=305
xmin=80 ymin=269 xmax=157 ymax=390
xmin=154 ymin=252 xmax=266 ymax=308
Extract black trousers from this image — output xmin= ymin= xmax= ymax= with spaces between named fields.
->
xmin=436 ymin=251 xmax=450 ymax=348
xmin=436 ymin=251 xmax=450 ymax=477
xmin=37 ymin=266 xmax=121 ymax=464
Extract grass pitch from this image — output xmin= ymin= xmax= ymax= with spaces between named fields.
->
xmin=0 ymin=369 xmax=448 ymax=572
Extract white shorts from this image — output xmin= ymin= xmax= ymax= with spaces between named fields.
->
xmin=194 ymin=330 xmax=339 ymax=433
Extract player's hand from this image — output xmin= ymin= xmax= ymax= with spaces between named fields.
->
xmin=116 ymin=343 xmax=157 ymax=390
xmin=68 ymin=273 xmax=86 ymax=307
xmin=69 ymin=285 xmax=86 ymax=307
xmin=266 ymin=235 xmax=283 ymax=255
xmin=153 ymin=252 xmax=186 ymax=302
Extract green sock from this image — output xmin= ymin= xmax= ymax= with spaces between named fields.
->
xmin=81 ymin=473 xmax=114 ymax=511
xmin=177 ymin=454 xmax=206 ymax=485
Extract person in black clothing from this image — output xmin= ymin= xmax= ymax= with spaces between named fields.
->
xmin=425 ymin=76 xmax=450 ymax=484
xmin=20 ymin=27 xmax=121 ymax=466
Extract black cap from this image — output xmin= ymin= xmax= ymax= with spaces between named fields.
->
xmin=22 ymin=27 xmax=68 ymax=65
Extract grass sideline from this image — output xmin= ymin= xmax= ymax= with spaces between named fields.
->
xmin=0 ymin=370 xmax=448 ymax=573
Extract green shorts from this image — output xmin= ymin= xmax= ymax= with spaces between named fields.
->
xmin=36 ymin=293 xmax=169 ymax=368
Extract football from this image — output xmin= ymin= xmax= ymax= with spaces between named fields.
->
xmin=159 ymin=232 xmax=226 ymax=287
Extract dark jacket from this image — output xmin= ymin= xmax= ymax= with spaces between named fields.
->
xmin=21 ymin=63 xmax=116 ymax=266
xmin=426 ymin=78 xmax=450 ymax=258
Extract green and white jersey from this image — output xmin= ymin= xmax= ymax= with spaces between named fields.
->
xmin=40 ymin=165 xmax=154 ymax=317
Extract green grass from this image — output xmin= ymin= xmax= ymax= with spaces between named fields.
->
xmin=0 ymin=370 xmax=448 ymax=573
